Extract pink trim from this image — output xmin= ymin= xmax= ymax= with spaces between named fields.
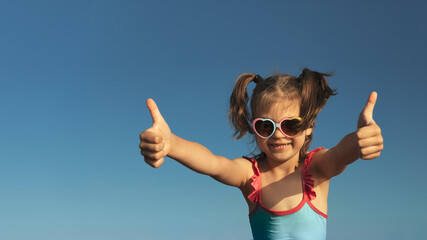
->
xmin=245 ymin=148 xmax=328 ymax=219
xmin=307 ymin=200 xmax=328 ymax=219
xmin=258 ymin=195 xmax=308 ymax=216
xmin=243 ymin=157 xmax=261 ymax=204
xmin=302 ymin=147 xmax=324 ymax=201
xmin=249 ymin=196 xmax=328 ymax=219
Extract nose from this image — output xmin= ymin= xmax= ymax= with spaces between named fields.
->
xmin=271 ymin=124 xmax=287 ymax=139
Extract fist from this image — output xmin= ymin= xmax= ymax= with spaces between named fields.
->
xmin=356 ymin=92 xmax=384 ymax=160
xmin=139 ymin=99 xmax=173 ymax=168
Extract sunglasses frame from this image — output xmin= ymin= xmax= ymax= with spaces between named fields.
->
xmin=252 ymin=117 xmax=303 ymax=139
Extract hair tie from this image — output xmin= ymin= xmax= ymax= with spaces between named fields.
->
xmin=253 ymin=75 xmax=263 ymax=84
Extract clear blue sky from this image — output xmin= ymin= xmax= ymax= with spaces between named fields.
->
xmin=0 ymin=0 xmax=426 ymax=239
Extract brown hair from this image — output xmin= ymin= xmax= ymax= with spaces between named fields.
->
xmin=228 ymin=68 xmax=336 ymax=161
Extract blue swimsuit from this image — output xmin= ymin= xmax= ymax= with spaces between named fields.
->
xmin=245 ymin=148 xmax=327 ymax=240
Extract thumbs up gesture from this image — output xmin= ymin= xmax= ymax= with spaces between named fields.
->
xmin=139 ymin=99 xmax=173 ymax=168
xmin=356 ymin=92 xmax=384 ymax=160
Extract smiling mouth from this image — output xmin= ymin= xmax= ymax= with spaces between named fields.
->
xmin=269 ymin=143 xmax=291 ymax=150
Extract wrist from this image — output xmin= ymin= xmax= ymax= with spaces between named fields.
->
xmin=166 ymin=133 xmax=178 ymax=158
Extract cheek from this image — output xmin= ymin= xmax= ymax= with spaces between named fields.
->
xmin=255 ymin=137 xmax=262 ymax=146
xmin=255 ymin=137 xmax=268 ymax=150
xmin=293 ymin=135 xmax=307 ymax=148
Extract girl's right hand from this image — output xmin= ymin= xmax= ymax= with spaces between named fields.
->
xmin=139 ymin=98 xmax=173 ymax=168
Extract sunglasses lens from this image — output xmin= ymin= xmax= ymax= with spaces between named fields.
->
xmin=281 ymin=119 xmax=302 ymax=136
xmin=254 ymin=120 xmax=274 ymax=138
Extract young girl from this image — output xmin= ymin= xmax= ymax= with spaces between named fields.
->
xmin=139 ymin=68 xmax=383 ymax=240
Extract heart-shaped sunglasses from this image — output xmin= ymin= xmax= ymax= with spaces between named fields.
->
xmin=252 ymin=117 xmax=303 ymax=139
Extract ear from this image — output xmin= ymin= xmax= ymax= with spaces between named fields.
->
xmin=304 ymin=128 xmax=313 ymax=137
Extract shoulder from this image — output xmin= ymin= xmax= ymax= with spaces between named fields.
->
xmin=306 ymin=147 xmax=330 ymax=179
xmin=236 ymin=156 xmax=259 ymax=174
xmin=235 ymin=156 xmax=259 ymax=187
xmin=211 ymin=156 xmax=255 ymax=188
xmin=305 ymin=147 xmax=328 ymax=166
xmin=231 ymin=156 xmax=258 ymax=180
xmin=234 ymin=156 xmax=256 ymax=167
xmin=311 ymin=147 xmax=329 ymax=160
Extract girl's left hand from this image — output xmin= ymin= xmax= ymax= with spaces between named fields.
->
xmin=356 ymin=92 xmax=384 ymax=160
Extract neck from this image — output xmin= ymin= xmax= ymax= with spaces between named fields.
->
xmin=262 ymin=154 xmax=301 ymax=177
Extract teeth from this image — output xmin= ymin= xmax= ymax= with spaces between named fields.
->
xmin=271 ymin=143 xmax=290 ymax=147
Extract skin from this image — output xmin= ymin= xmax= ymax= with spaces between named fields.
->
xmin=139 ymin=92 xmax=384 ymax=214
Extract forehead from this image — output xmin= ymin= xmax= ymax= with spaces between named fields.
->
xmin=256 ymin=98 xmax=300 ymax=119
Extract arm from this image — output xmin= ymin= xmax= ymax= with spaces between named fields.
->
xmin=311 ymin=92 xmax=384 ymax=179
xmin=139 ymin=99 xmax=253 ymax=188
xmin=168 ymin=135 xmax=253 ymax=187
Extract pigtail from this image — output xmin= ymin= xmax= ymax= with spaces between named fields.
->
xmin=298 ymin=68 xmax=337 ymax=160
xmin=299 ymin=68 xmax=337 ymax=128
xmin=228 ymin=73 xmax=258 ymax=139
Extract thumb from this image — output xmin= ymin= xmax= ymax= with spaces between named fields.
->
xmin=358 ymin=92 xmax=377 ymax=128
xmin=146 ymin=98 xmax=165 ymax=124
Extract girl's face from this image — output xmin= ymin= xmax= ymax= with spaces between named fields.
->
xmin=255 ymin=99 xmax=312 ymax=165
